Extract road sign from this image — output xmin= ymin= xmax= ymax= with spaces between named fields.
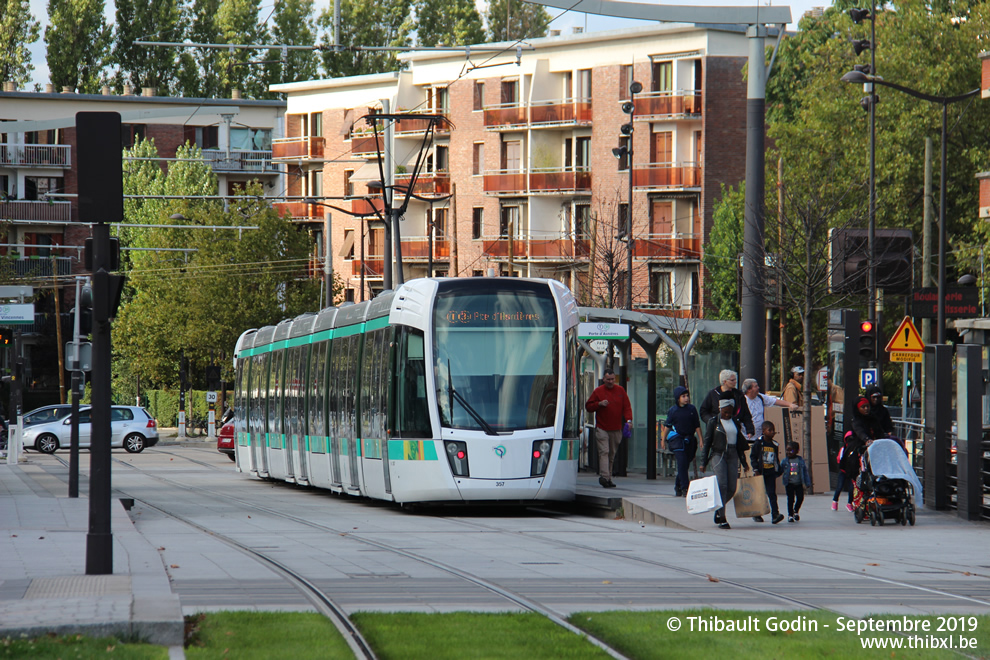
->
xmin=206 ymin=391 xmax=218 ymax=403
xmin=816 ymin=367 xmax=828 ymax=391
xmin=65 ymin=342 xmax=92 ymax=372
xmin=885 ymin=316 xmax=925 ymax=363
xmin=859 ymin=368 xmax=878 ymax=389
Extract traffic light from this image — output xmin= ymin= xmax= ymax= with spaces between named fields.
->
xmin=77 ymin=283 xmax=93 ymax=336
xmin=859 ymin=320 xmax=877 ymax=363
xmin=0 ymin=329 xmax=10 ymax=346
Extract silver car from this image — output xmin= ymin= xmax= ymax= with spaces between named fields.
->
xmin=22 ymin=406 xmax=159 ymax=454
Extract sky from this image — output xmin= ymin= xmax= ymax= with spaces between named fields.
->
xmin=24 ymin=0 xmax=830 ymax=89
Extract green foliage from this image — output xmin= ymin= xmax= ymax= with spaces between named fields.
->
xmin=112 ymin=139 xmax=320 ymax=399
xmin=111 ymin=0 xmax=184 ymax=94
xmin=45 ymin=0 xmax=112 ymax=92
xmin=140 ymin=388 xmax=218 ymax=426
xmin=264 ymin=0 xmax=319 ymax=93
xmin=0 ymin=0 xmax=41 ymax=87
xmin=702 ymin=183 xmax=744 ymax=321
xmin=318 ymin=0 xmax=412 ymax=77
xmin=214 ymin=0 xmax=270 ymax=99
xmin=414 ymin=0 xmax=484 ymax=47
xmin=177 ymin=0 xmax=223 ymax=97
xmin=484 ymin=0 xmax=551 ymax=42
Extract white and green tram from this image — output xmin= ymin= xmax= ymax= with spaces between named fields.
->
xmin=232 ymin=277 xmax=582 ymax=503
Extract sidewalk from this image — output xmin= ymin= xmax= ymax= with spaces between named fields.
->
xmin=0 ymin=459 xmax=183 ymax=647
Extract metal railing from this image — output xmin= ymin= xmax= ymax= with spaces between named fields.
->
xmin=200 ymin=150 xmax=276 ymax=173
xmin=0 ymin=143 xmax=71 ymax=168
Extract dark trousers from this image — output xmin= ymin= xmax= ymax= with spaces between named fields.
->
xmin=673 ymin=441 xmax=698 ymax=494
xmin=833 ymin=471 xmax=854 ymax=504
xmin=762 ymin=473 xmax=779 ymax=517
xmin=785 ymin=483 xmax=805 ymax=516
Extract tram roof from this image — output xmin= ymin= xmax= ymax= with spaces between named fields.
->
xmin=288 ymin=312 xmax=317 ymax=339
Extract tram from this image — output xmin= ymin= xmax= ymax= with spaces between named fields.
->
xmin=232 ymin=277 xmax=582 ymax=503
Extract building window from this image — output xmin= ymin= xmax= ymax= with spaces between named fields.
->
xmin=573 ymin=203 xmax=590 ymax=238
xmin=429 ymin=145 xmax=448 ymax=173
xmin=121 ymin=124 xmax=147 ymax=149
xmin=230 ymin=127 xmax=271 ymax=150
xmin=500 ymin=206 xmax=519 ymax=237
xmin=432 ymin=207 xmax=448 ymax=237
xmin=472 ymin=208 xmax=483 ymax=239
xmin=652 ymin=60 xmax=673 ymax=93
xmin=343 ymin=170 xmax=354 ymax=197
xmin=501 ymin=140 xmax=521 ymax=172
xmin=24 ymin=177 xmax=62 ymax=200
xmin=309 ymin=170 xmax=323 ymax=198
xmin=652 ymin=131 xmax=672 ymax=164
xmin=342 ymin=229 xmax=356 ymax=260
xmin=344 ymin=288 xmax=355 ymax=302
xmin=618 ymin=203 xmax=629 ymax=236
xmin=650 ymin=271 xmax=672 ymax=305
xmin=473 ymin=142 xmax=485 ymax=175
xmin=575 ymin=136 xmax=591 ymax=171
xmin=577 ymin=69 xmax=592 ymax=101
xmin=651 ymin=200 xmax=672 ymax=236
xmin=501 ymin=79 xmax=518 ymax=105
xmin=310 ymin=113 xmax=323 ymax=137
xmin=474 ymin=82 xmax=485 ymax=111
xmin=473 ymin=270 xmax=484 ymax=277
xmin=616 ymin=136 xmax=630 ymax=171
xmin=433 ymin=87 xmax=449 ymax=112
xmin=619 ymin=64 xmax=633 ymax=99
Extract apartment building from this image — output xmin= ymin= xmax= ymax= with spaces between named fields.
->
xmin=0 ymin=85 xmax=285 ymax=407
xmin=271 ymin=24 xmax=750 ymax=313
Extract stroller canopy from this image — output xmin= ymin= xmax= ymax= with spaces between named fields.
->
xmin=866 ymin=439 xmax=923 ymax=503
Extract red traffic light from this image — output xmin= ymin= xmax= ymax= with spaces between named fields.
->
xmin=860 ymin=321 xmax=874 ymax=333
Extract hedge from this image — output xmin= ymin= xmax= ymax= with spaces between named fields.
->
xmin=140 ymin=389 xmax=230 ymax=427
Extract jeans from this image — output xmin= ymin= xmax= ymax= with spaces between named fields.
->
xmin=673 ymin=440 xmax=698 ymax=494
xmin=711 ymin=449 xmax=739 ymax=523
xmin=833 ymin=471 xmax=854 ymax=504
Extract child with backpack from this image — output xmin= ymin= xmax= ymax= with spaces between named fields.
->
xmin=749 ymin=421 xmax=784 ymax=524
xmin=779 ymin=441 xmax=811 ymax=522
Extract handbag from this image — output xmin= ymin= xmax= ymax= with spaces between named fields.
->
xmin=733 ymin=471 xmax=771 ymax=518
xmin=686 ymin=475 xmax=722 ymax=515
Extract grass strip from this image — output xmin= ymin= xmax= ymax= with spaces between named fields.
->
xmin=351 ymin=611 xmax=613 ymax=659
xmin=569 ymin=610 xmax=990 ymax=659
xmin=0 ymin=634 xmax=167 ymax=659
xmin=184 ymin=611 xmax=354 ymax=659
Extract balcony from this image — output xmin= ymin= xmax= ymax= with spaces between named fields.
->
xmin=351 ymin=258 xmax=384 ymax=278
xmin=401 ymin=236 xmax=451 ymax=261
xmin=0 ymin=256 xmax=73 ymax=279
xmin=483 ymin=104 xmax=528 ymax=129
xmin=484 ymin=170 xmax=527 ymax=195
xmin=351 ymin=198 xmax=385 ymax=216
xmin=200 ymin=149 xmax=277 ymax=173
xmin=482 ymin=233 xmax=591 ymax=261
xmin=636 ymin=234 xmax=702 ymax=260
xmin=273 ymin=201 xmax=320 ymax=220
xmin=631 ymin=90 xmax=702 ymax=118
xmin=635 ymin=303 xmax=702 ymax=319
xmin=632 ymin=163 xmax=701 ymax=190
xmin=0 ymin=144 xmax=71 ymax=169
xmin=528 ymin=169 xmax=591 ymax=194
xmin=529 ymin=99 xmax=592 ymax=127
xmin=393 ymin=111 xmax=451 ymax=136
xmin=0 ymin=200 xmax=72 ymax=222
xmin=350 ymin=134 xmax=384 ymax=157
xmin=394 ymin=172 xmax=450 ymax=197
xmin=272 ymin=136 xmax=325 ymax=160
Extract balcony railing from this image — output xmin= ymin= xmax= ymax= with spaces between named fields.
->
xmin=529 ymin=99 xmax=592 ymax=126
xmin=352 ymin=198 xmax=385 ymax=216
xmin=200 ymin=149 xmax=277 ymax=173
xmin=394 ymin=172 xmax=451 ymax=196
xmin=635 ymin=303 xmax=702 ymax=318
xmin=631 ymin=90 xmax=702 ymax=118
xmin=271 ymin=136 xmax=325 ymax=160
xmin=0 ymin=256 xmax=73 ymax=279
xmin=393 ymin=111 xmax=451 ymax=135
xmin=482 ymin=233 xmax=592 ymax=261
xmin=351 ymin=258 xmax=384 ymax=278
xmin=484 ymin=170 xmax=527 ymax=194
xmin=0 ymin=144 xmax=71 ymax=169
xmin=636 ymin=234 xmax=702 ymax=260
xmin=273 ymin=201 xmax=320 ymax=220
xmin=350 ymin=135 xmax=384 ymax=156
xmin=632 ymin=163 xmax=701 ymax=189
xmin=528 ymin=168 xmax=591 ymax=193
xmin=483 ymin=104 xmax=528 ymax=129
xmin=0 ymin=200 xmax=72 ymax=222
xmin=401 ymin=236 xmax=451 ymax=260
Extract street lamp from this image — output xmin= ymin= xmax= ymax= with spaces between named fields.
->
xmin=840 ymin=70 xmax=980 ymax=344
xmin=613 ymin=80 xmax=641 ymax=310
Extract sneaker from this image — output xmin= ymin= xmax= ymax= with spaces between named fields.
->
xmin=788 ymin=516 xmax=795 ymax=523
xmin=794 ymin=513 xmax=800 ymax=521
xmin=718 ymin=521 xmax=732 ymax=529
xmin=772 ymin=514 xmax=785 ymax=524
xmin=606 ymin=480 xmax=617 ymax=488
xmin=599 ymin=476 xmax=610 ymax=488
xmin=846 ymin=503 xmax=855 ymax=512
xmin=753 ymin=516 xmax=764 ymax=523
xmin=831 ymin=501 xmax=838 ymax=511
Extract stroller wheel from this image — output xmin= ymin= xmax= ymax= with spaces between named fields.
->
xmin=907 ymin=506 xmax=916 ymax=526
xmin=900 ymin=511 xmax=907 ymax=526
xmin=854 ymin=507 xmax=864 ymax=524
xmin=877 ymin=509 xmax=884 ymax=526
xmin=870 ymin=508 xmax=878 ymax=526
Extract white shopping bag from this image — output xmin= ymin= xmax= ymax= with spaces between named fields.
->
xmin=686 ymin=475 xmax=722 ymax=515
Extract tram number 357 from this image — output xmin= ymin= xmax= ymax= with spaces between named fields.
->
xmin=496 ymin=481 xmax=505 ymax=487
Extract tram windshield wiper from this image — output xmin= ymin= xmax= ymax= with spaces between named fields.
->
xmin=447 ymin=359 xmax=498 ymax=436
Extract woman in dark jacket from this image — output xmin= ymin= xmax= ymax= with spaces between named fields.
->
xmin=701 ymin=398 xmax=750 ymax=529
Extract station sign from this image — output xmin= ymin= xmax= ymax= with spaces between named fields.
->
xmin=578 ymin=322 xmax=630 ymax=341
xmin=0 ymin=304 xmax=34 ymax=325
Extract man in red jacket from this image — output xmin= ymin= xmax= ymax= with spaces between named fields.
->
xmin=585 ymin=368 xmax=633 ymax=488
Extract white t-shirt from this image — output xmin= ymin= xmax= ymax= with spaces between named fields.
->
xmin=721 ymin=418 xmax=738 ymax=447
xmin=746 ymin=393 xmax=778 ymax=436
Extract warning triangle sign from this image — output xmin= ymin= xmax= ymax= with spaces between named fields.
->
xmin=885 ymin=316 xmax=925 ymax=353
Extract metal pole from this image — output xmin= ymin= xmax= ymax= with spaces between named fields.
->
xmin=323 ymin=211 xmax=332 ymax=308
xmin=381 ymin=99 xmax=393 ymax=290
xmin=867 ymin=0 xmax=877 ymax=329
xmin=626 ymin=85 xmax=635 ymax=311
xmin=937 ymin=101 xmax=947 ymax=344
xmin=741 ymin=25 xmax=767 ymax=381
xmin=69 ymin=277 xmax=82 ymax=498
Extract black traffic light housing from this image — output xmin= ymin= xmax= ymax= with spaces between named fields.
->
xmin=78 ymin=283 xmax=93 ymax=336
xmin=0 ymin=329 xmax=10 ymax=346
xmin=859 ymin=320 xmax=877 ymax=364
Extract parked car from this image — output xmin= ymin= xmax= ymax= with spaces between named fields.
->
xmin=22 ymin=404 xmax=74 ymax=427
xmin=217 ymin=421 xmax=235 ymax=461
xmin=22 ymin=406 xmax=159 ymax=454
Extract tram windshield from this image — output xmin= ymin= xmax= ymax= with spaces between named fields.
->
xmin=434 ymin=282 xmax=559 ymax=432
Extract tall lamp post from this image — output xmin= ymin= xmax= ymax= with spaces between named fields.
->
xmin=612 ymin=80 xmax=642 ymax=310
xmin=840 ymin=71 xmax=979 ymax=344
xmin=850 ymin=6 xmax=877 ymax=333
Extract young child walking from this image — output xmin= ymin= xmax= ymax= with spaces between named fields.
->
xmin=779 ymin=441 xmax=811 ymax=522
xmin=749 ymin=421 xmax=784 ymax=524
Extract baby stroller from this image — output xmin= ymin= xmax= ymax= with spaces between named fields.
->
xmin=853 ymin=438 xmax=922 ymax=526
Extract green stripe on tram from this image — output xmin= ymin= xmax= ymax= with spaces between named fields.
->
xmin=387 ymin=440 xmax=439 ymax=461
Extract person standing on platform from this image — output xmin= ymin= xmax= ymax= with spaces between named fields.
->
xmin=780 ymin=441 xmax=811 ymax=522
xmin=742 ymin=378 xmax=797 ymax=435
xmin=701 ymin=397 xmax=750 ymax=529
xmin=585 ymin=368 xmax=632 ymax=489
xmin=699 ymin=370 xmax=755 ymax=439
xmin=782 ymin=366 xmax=805 ymax=407
xmin=661 ymin=385 xmax=704 ymax=497
xmin=749 ymin=421 xmax=785 ymax=524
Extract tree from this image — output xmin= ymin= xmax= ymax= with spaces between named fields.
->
xmin=45 ymin=0 xmax=111 ymax=93
xmin=177 ymin=0 xmax=223 ymax=98
xmin=414 ymin=0 xmax=483 ymax=47
xmin=264 ymin=0 xmax=319 ymax=94
xmin=112 ymin=0 xmax=184 ymax=94
xmin=317 ymin=0 xmax=412 ymax=78
xmin=484 ymin=0 xmax=551 ymax=42
xmin=0 ymin=0 xmax=41 ymax=88
xmin=702 ymin=182 xmax=744 ymax=323
xmin=214 ymin=0 xmax=270 ymax=99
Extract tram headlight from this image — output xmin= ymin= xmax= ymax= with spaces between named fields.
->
xmin=444 ymin=440 xmax=469 ymax=477
xmin=530 ymin=440 xmax=552 ymax=476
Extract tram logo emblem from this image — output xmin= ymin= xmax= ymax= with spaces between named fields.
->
xmin=493 ymin=445 xmax=506 ymax=458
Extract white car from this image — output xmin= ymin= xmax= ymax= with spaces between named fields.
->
xmin=22 ymin=406 xmax=159 ymax=454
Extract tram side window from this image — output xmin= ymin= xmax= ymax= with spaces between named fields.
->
xmin=562 ymin=328 xmax=580 ymax=438
xmin=310 ymin=341 xmax=328 ymax=449
xmin=396 ymin=327 xmax=432 ymax=437
xmin=360 ymin=327 xmax=390 ymax=440
xmin=269 ymin=351 xmax=284 ymax=436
